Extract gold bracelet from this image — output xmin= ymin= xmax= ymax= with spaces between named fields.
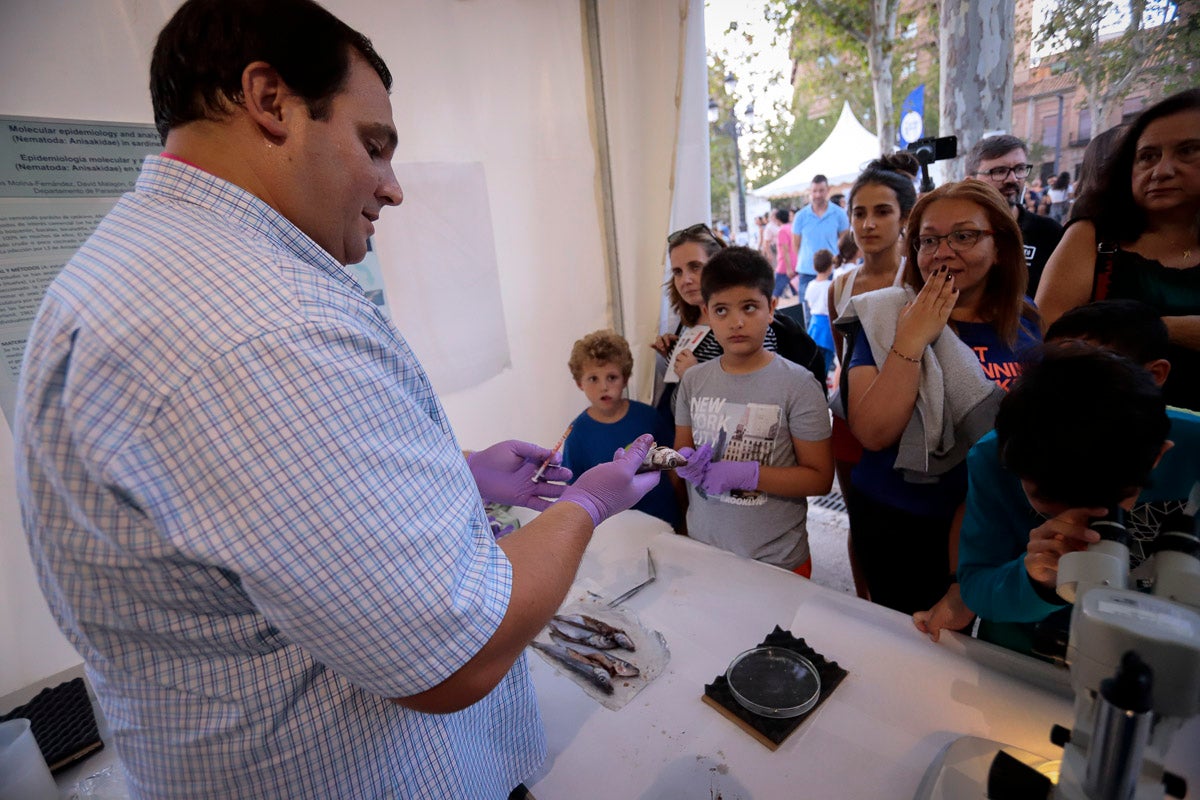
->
xmin=890 ymin=346 xmax=921 ymax=364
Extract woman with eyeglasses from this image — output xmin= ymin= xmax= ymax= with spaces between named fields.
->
xmin=652 ymin=224 xmax=827 ymax=418
xmin=839 ymin=181 xmax=1041 ymax=619
xmin=1036 ymin=88 xmax=1200 ymax=411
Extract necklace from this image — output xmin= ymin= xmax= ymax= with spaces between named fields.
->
xmin=1156 ymin=229 xmax=1197 ymax=262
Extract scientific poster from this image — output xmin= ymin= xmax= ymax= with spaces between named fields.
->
xmin=0 ymin=115 xmax=162 ymax=426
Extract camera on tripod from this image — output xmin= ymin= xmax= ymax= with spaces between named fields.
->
xmin=905 ymin=135 xmax=957 ymax=192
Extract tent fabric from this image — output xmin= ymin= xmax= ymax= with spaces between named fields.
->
xmin=750 ymin=102 xmax=880 ymax=197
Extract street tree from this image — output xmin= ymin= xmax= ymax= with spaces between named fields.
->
xmin=777 ymin=0 xmax=905 ymax=154
xmin=1034 ymin=0 xmax=1200 ymax=131
xmin=938 ymin=0 xmax=1017 ymax=179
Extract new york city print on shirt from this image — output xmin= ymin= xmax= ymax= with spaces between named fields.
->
xmin=688 ymin=395 xmax=782 ymax=506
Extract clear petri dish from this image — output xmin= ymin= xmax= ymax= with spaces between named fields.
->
xmin=725 ymin=646 xmax=821 ymax=719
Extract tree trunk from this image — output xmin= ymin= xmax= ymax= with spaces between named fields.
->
xmin=867 ymin=0 xmax=900 ymax=154
xmin=938 ymin=0 xmax=1016 ymax=180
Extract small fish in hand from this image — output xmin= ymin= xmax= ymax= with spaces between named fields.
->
xmin=553 ymin=613 xmax=637 ymax=651
xmin=531 ymin=641 xmax=614 ymax=694
xmin=636 ymin=444 xmax=689 ymax=474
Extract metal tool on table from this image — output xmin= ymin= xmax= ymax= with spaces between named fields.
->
xmin=608 ymin=549 xmax=656 ymax=607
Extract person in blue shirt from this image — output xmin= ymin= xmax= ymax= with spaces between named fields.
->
xmin=842 ymin=181 xmax=1041 ymax=616
xmin=792 ymin=174 xmax=850 ymax=326
xmin=564 ymin=330 xmax=681 ymax=530
xmin=918 ymin=302 xmax=1200 ymax=654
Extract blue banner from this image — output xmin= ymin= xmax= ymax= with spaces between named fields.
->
xmin=897 ymin=85 xmax=925 ymax=148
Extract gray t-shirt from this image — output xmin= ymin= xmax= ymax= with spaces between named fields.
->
xmin=675 ymin=354 xmax=831 ymax=569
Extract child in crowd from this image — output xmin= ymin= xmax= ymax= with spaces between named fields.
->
xmin=832 ymin=228 xmax=861 ymax=276
xmin=804 ymin=249 xmax=836 ymax=378
xmin=673 ymin=247 xmax=834 ymax=576
xmin=564 ymin=330 xmax=681 ymax=530
xmin=915 ymin=301 xmax=1200 ymax=651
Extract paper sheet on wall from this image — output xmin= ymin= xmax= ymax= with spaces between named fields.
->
xmin=371 ymin=161 xmax=510 ymax=394
xmin=0 ymin=115 xmax=160 ymax=427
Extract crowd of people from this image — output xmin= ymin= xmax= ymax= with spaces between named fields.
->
xmin=9 ymin=0 xmax=1198 ymax=794
xmin=646 ymin=87 xmax=1199 ymax=653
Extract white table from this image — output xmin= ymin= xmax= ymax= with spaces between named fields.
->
xmin=525 ymin=511 xmax=1200 ymax=799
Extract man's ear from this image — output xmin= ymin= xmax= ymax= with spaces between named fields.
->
xmin=1145 ymin=358 xmax=1171 ymax=388
xmin=241 ymin=61 xmax=289 ymax=140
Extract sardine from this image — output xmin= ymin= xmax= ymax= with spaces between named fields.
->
xmin=549 ymin=619 xmax=617 ymax=649
xmin=637 ymin=444 xmax=689 ymax=473
xmin=553 ymin=614 xmax=637 ymax=651
xmin=531 ymin=641 xmax=614 ymax=694
xmin=563 ymin=643 xmax=640 ymax=678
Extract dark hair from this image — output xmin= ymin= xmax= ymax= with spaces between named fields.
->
xmin=835 ymin=228 xmax=860 ymax=266
xmin=1069 ymin=124 xmax=1127 ymax=221
xmin=568 ymin=329 xmax=634 ymax=382
xmin=813 ymin=249 xmax=835 ymax=274
xmin=997 ymin=345 xmax=1169 ymax=508
xmin=812 ymin=174 xmax=828 ymax=185
xmin=1045 ymin=299 xmax=1169 ymax=364
xmin=666 ymin=224 xmax=726 ymax=326
xmin=700 ymin=246 xmax=773 ymax=303
xmin=151 ymin=0 xmax=392 ymax=142
xmin=903 ymin=181 xmax=1037 ymax=346
xmin=1052 ymin=171 xmax=1071 ymax=190
xmin=774 ymin=207 xmax=791 ymax=224
xmin=1072 ymin=88 xmax=1200 ymax=240
xmin=848 ymin=153 xmax=920 ymax=220
xmin=965 ymin=134 xmax=1028 ymax=175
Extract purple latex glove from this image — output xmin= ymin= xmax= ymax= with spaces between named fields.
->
xmin=559 ymin=434 xmax=661 ymax=526
xmin=699 ymin=460 xmax=760 ymax=495
xmin=674 ymin=443 xmax=713 ymax=486
xmin=468 ymin=440 xmax=573 ymax=512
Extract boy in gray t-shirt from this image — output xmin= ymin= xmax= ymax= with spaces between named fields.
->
xmin=674 ymin=246 xmax=833 ymax=573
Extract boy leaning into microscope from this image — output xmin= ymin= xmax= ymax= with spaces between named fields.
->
xmin=939 ymin=302 xmax=1200 ymax=655
xmin=673 ymin=246 xmax=833 ymax=576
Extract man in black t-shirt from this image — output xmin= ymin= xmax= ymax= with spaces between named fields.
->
xmin=967 ymin=135 xmax=1064 ymax=296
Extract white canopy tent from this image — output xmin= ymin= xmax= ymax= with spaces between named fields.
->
xmin=750 ymin=101 xmax=880 ymax=198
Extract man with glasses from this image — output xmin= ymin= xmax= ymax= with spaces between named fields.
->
xmin=966 ymin=134 xmax=1064 ymax=295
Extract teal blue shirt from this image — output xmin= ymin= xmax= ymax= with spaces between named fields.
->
xmin=958 ymin=407 xmax=1200 ymax=626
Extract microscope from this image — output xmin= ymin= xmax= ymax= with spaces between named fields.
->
xmin=1041 ymin=506 xmax=1200 ymax=799
xmin=916 ymin=505 xmax=1200 ymax=800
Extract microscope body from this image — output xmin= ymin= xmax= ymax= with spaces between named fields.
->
xmin=1052 ymin=510 xmax=1200 ymax=800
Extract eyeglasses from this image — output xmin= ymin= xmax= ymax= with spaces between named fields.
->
xmin=975 ymin=164 xmax=1034 ymax=181
xmin=667 ymin=223 xmax=721 ymax=247
xmin=915 ymin=229 xmax=994 ymax=254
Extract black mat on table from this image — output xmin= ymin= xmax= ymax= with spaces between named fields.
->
xmin=0 ymin=677 xmax=103 ymax=772
xmin=703 ymin=625 xmax=848 ymax=746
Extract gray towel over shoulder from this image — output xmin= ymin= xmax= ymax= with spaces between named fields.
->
xmin=833 ymin=286 xmax=1004 ymax=480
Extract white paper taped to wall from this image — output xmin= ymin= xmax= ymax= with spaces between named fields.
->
xmin=370 ymin=161 xmax=511 ymax=394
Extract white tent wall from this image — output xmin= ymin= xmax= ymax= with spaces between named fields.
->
xmin=0 ymin=0 xmax=703 ymax=698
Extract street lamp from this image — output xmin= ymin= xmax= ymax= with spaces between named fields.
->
xmin=709 ymin=72 xmax=754 ymax=237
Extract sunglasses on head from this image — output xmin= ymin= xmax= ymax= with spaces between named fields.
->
xmin=667 ymin=223 xmax=722 ymax=247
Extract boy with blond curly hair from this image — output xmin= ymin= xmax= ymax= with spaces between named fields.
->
xmin=564 ymin=330 xmax=681 ymax=529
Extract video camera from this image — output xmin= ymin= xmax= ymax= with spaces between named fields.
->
xmin=905 ymin=135 xmax=957 ymax=193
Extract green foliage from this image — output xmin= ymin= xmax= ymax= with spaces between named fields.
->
xmin=1035 ymin=0 xmax=1199 ymax=124
xmin=773 ymin=0 xmax=939 ymax=148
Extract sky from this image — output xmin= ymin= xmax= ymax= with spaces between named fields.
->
xmin=703 ymin=0 xmax=794 ymax=156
